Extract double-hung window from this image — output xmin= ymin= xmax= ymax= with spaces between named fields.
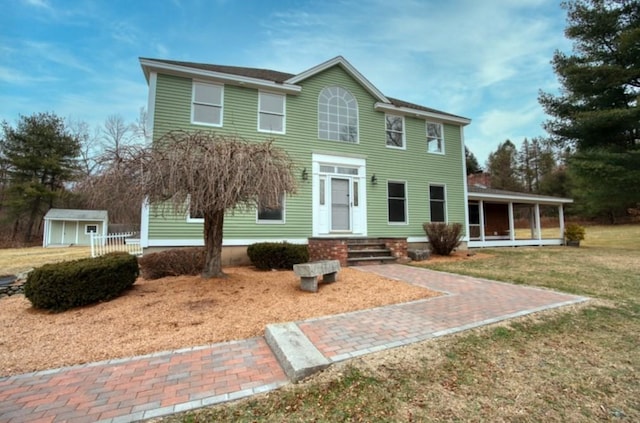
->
xmin=429 ymin=185 xmax=446 ymax=222
xmin=257 ymin=195 xmax=285 ymax=223
xmin=426 ymin=122 xmax=444 ymax=154
xmin=192 ymin=81 xmax=223 ymax=126
xmin=385 ymin=114 xmax=405 ymax=149
xmin=259 ymin=92 xmax=285 ymax=133
xmin=388 ymin=181 xmax=407 ymax=223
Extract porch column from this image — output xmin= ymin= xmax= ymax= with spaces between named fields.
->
xmin=558 ymin=204 xmax=565 ymax=240
xmin=508 ymin=202 xmax=515 ymax=241
xmin=479 ymin=200 xmax=486 ymax=242
xmin=535 ymin=204 xmax=542 ymax=240
xmin=75 ymin=221 xmax=79 ymax=244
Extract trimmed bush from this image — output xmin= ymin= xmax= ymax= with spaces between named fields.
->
xmin=564 ymin=223 xmax=586 ymax=242
xmin=247 ymin=242 xmax=309 ymax=270
xmin=138 ymin=247 xmax=206 ymax=279
xmin=24 ymin=252 xmax=139 ymax=312
xmin=423 ymin=222 xmax=463 ymax=256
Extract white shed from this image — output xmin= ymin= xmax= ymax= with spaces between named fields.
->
xmin=43 ymin=209 xmax=108 ymax=247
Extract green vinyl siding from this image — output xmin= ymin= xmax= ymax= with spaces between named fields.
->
xmin=148 ymin=65 xmax=466 ymax=243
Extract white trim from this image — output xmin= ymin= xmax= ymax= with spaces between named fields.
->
xmin=429 ymin=183 xmax=447 ymax=223
xmin=469 ymin=239 xmax=564 ymax=248
xmin=75 ymin=221 xmax=79 ymax=244
xmin=146 ymin=71 xmax=157 ymax=144
xmin=140 ymin=58 xmax=302 ymax=95
xmin=256 ymin=195 xmax=286 ymax=224
xmin=461 ymin=128 xmax=470 ymax=241
xmin=191 ymin=80 xmax=223 ymax=127
xmin=61 ymin=221 xmax=66 ymax=244
xmin=146 ymin=238 xmax=309 ymax=247
xmin=387 ymin=179 xmax=409 ymax=225
xmin=468 ymin=192 xmax=574 ymax=204
xmin=426 ymin=121 xmax=445 ymax=155
xmin=258 ymin=91 xmax=286 ymax=134
xmin=385 ymin=114 xmax=406 ymax=150
xmin=85 ymin=224 xmax=98 ymax=235
xmin=374 ymin=102 xmax=471 ymax=126
xmin=140 ymin=198 xmax=150 ymax=248
xmin=286 ymin=56 xmax=389 ymax=102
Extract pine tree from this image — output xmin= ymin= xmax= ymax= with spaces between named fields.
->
xmin=465 ymin=146 xmax=482 ymax=175
xmin=486 ymin=140 xmax=522 ymax=191
xmin=0 ymin=113 xmax=80 ymax=242
xmin=539 ymin=0 xmax=640 ymax=221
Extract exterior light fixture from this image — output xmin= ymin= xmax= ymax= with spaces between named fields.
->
xmin=371 ymin=174 xmax=378 ymax=185
xmin=302 ymin=168 xmax=308 ymax=180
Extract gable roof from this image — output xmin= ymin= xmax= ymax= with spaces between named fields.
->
xmin=44 ymin=209 xmax=109 ymax=221
xmin=140 ymin=56 xmax=471 ymax=125
xmin=467 ymin=186 xmax=573 ymax=204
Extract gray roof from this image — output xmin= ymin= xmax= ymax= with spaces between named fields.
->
xmin=468 ymin=186 xmax=573 ymax=203
xmin=140 ymin=58 xmax=468 ymax=121
xmin=44 ymin=209 xmax=108 ymax=221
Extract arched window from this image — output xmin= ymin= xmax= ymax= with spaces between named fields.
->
xmin=318 ymin=87 xmax=358 ymax=143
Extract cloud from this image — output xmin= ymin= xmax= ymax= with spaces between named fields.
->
xmin=22 ymin=41 xmax=94 ymax=74
xmin=0 ymin=66 xmax=58 ymax=85
xmin=22 ymin=0 xmax=51 ymax=9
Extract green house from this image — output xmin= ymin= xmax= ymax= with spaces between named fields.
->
xmin=139 ymin=56 xmax=472 ymax=265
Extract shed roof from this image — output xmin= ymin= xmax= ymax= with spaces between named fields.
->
xmin=467 ymin=186 xmax=573 ymax=204
xmin=44 ymin=209 xmax=109 ymax=221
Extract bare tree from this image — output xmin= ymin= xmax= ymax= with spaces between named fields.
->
xmin=142 ymin=131 xmax=297 ymax=278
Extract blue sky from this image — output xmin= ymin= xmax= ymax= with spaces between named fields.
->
xmin=1 ymin=0 xmax=570 ymax=164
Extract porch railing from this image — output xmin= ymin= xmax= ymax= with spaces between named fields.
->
xmin=90 ymin=232 xmax=143 ymax=258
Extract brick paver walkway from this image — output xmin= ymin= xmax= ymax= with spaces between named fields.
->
xmin=0 ymin=265 xmax=587 ymax=423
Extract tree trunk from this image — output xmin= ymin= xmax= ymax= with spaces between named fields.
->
xmin=24 ymin=197 xmax=41 ymax=243
xmin=201 ymin=209 xmax=227 ymax=279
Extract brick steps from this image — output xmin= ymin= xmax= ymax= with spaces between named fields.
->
xmin=347 ymin=240 xmax=396 ymax=266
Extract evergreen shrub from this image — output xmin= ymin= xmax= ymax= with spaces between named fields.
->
xmin=247 ymin=242 xmax=309 ymax=270
xmin=24 ymin=252 xmax=139 ymax=311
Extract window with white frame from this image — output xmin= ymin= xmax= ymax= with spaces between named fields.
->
xmin=192 ymin=81 xmax=223 ymax=126
xmin=385 ymin=114 xmax=405 ymax=148
xmin=85 ymin=224 xmax=98 ymax=234
xmin=426 ymin=122 xmax=444 ymax=153
xmin=318 ymin=86 xmax=358 ymax=143
xmin=259 ymin=92 xmax=285 ymax=133
xmin=388 ymin=181 xmax=407 ymax=223
xmin=429 ymin=185 xmax=446 ymax=222
xmin=257 ymin=195 xmax=285 ymax=223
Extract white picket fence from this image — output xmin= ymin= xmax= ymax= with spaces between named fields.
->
xmin=90 ymin=232 xmax=143 ymax=258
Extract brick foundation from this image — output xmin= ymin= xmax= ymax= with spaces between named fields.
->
xmin=308 ymin=238 xmax=349 ymax=267
xmin=308 ymin=237 xmax=408 ymax=266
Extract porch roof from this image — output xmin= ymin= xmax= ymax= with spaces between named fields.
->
xmin=467 ymin=186 xmax=573 ymax=205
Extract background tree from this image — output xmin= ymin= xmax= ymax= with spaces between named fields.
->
xmin=0 ymin=113 xmax=80 ymax=242
xmin=465 ymin=146 xmax=481 ymax=175
xmin=539 ymin=0 xmax=640 ymax=221
xmin=486 ymin=139 xmax=522 ymax=191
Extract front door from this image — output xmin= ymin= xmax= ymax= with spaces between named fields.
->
xmin=331 ymin=177 xmax=350 ymax=231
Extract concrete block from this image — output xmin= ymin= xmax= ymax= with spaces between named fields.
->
xmin=265 ymin=322 xmax=331 ymax=383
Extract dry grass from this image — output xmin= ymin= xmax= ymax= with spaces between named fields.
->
xmin=0 ymin=266 xmax=437 ymax=376
xmin=0 ymin=246 xmax=92 ymax=275
xmin=156 ymin=225 xmax=640 ymax=423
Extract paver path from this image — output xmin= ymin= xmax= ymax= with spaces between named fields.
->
xmin=0 ymin=265 xmax=587 ymax=423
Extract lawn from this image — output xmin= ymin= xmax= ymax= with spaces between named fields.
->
xmin=0 ymin=246 xmax=92 ymax=275
xmin=158 ymin=224 xmax=640 ymax=422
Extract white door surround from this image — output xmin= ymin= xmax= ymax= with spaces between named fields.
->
xmin=312 ymin=153 xmax=367 ymax=237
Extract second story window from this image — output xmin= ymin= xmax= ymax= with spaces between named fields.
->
xmin=427 ymin=122 xmax=444 ymax=154
xmin=385 ymin=114 xmax=405 ymax=149
xmin=259 ymin=92 xmax=285 ymax=133
xmin=192 ymin=81 xmax=223 ymax=126
xmin=318 ymin=86 xmax=358 ymax=143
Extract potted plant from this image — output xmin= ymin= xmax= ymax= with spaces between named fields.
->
xmin=564 ymin=223 xmax=585 ymax=247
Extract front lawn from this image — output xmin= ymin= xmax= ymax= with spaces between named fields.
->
xmin=159 ymin=225 xmax=640 ymax=422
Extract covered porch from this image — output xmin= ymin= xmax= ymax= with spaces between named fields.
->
xmin=467 ymin=186 xmax=573 ymax=248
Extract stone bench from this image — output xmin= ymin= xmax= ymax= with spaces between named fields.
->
xmin=293 ymin=260 xmax=341 ymax=293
